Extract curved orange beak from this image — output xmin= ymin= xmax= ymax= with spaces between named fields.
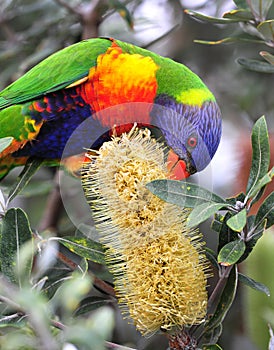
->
xmin=167 ymin=149 xmax=190 ymax=180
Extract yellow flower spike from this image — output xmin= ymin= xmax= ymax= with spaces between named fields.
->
xmin=82 ymin=126 xmax=209 ymax=336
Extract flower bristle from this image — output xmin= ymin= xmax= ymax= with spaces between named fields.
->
xmin=82 ymin=126 xmax=209 ymax=336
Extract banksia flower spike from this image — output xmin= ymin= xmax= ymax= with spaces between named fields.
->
xmin=82 ymin=126 xmax=209 ymax=336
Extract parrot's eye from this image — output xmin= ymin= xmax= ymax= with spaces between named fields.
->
xmin=187 ymin=134 xmax=198 ymax=149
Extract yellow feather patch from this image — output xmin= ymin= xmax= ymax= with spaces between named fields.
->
xmin=20 ymin=118 xmax=43 ymax=141
xmin=176 ymin=88 xmax=215 ymax=107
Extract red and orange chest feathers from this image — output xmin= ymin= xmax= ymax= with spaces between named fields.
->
xmin=77 ymin=43 xmax=159 ymax=128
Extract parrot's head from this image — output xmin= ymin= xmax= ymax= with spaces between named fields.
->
xmin=151 ymin=95 xmax=222 ymax=179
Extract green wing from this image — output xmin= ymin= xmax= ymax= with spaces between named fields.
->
xmin=0 ymin=38 xmax=112 ymax=109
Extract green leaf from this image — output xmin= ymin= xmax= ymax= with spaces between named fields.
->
xmin=0 ymin=137 xmax=13 ymax=153
xmin=187 ymin=203 xmax=226 ymax=228
xmin=74 ymin=296 xmax=113 ymax=316
xmin=0 ymin=208 xmax=33 ymax=285
xmin=205 ymin=266 xmax=238 ymax=332
xmin=226 ymin=209 xmax=247 ymax=232
xmin=218 ymin=239 xmax=246 ymax=266
xmin=205 ymin=247 xmax=220 ymax=271
xmin=246 ymin=116 xmax=270 ymax=198
xmin=216 ymin=212 xmax=238 ymax=253
xmin=202 ymin=324 xmax=223 ymax=347
xmin=247 ymin=166 xmax=274 ymax=199
xmin=244 ymin=217 xmax=266 ymax=259
xmin=184 ymin=9 xmax=239 ymax=23
xmin=146 ymin=180 xmax=226 ymax=208
xmin=7 ymin=158 xmax=43 ymax=202
xmin=57 ymin=237 xmax=106 ymax=265
xmin=211 ymin=213 xmax=225 ymax=234
xmin=77 ymin=258 xmax=89 ymax=276
xmin=225 ymin=192 xmax=246 ymax=206
xmin=233 ymin=0 xmax=249 ymax=9
xmin=203 ymin=345 xmax=223 ymax=350
xmin=254 ymin=192 xmax=274 ymax=229
xmin=260 ymin=51 xmax=274 ymax=65
xmin=18 ymin=180 xmax=52 ymax=197
xmin=194 ymin=33 xmax=266 ymax=45
xmin=238 ymin=272 xmax=270 ymax=296
xmin=237 ymin=58 xmax=274 ymax=72
xmin=109 ymin=0 xmax=134 ymax=29
xmin=250 ymin=0 xmax=273 ymax=20
xmin=220 ymin=216 xmax=263 ymax=264
xmin=257 ymin=20 xmax=274 ymax=41
xmin=223 ymin=9 xmax=253 ymax=21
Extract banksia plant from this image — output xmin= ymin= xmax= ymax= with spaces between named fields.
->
xmin=82 ymin=127 xmax=209 ymax=338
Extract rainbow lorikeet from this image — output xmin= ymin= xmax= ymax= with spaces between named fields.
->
xmin=0 ymin=37 xmax=221 ymax=180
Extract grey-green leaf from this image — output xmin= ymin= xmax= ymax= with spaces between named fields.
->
xmin=246 ymin=116 xmax=270 ymax=198
xmin=74 ymin=296 xmax=113 ymax=316
xmin=227 ymin=209 xmax=247 ymax=232
xmin=238 ymin=272 xmax=270 ymax=296
xmin=248 ymin=166 xmax=274 ymax=199
xmin=146 ymin=180 xmax=226 ymax=208
xmin=223 ymin=9 xmax=253 ymax=21
xmin=250 ymin=0 xmax=273 ymax=20
xmin=233 ymin=0 xmax=250 ymax=9
xmin=184 ymin=9 xmax=238 ymax=23
xmin=202 ymin=323 xmax=223 ymax=348
xmin=260 ymin=51 xmax=274 ymax=65
xmin=254 ymin=192 xmax=274 ymax=229
xmin=205 ymin=247 xmax=220 ymax=271
xmin=237 ymin=58 xmax=274 ymax=73
xmin=218 ymin=240 xmax=246 ymax=266
xmin=109 ymin=0 xmax=134 ymax=29
xmin=187 ymin=203 xmax=226 ymax=228
xmin=0 ymin=137 xmax=13 ymax=153
xmin=195 ymin=34 xmax=265 ymax=45
xmin=0 ymin=208 xmax=33 ymax=285
xmin=57 ymin=237 xmax=106 ymax=265
xmin=8 ymin=158 xmax=43 ymax=202
xmin=203 ymin=345 xmax=223 ymax=350
xmin=257 ymin=20 xmax=274 ymax=41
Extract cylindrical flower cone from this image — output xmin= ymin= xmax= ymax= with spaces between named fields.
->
xmin=82 ymin=127 xmax=209 ymax=336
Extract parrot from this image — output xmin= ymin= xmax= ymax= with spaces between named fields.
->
xmin=0 ymin=37 xmax=221 ymax=180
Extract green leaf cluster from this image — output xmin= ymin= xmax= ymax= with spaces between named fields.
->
xmin=185 ymin=0 xmax=274 ymax=73
xmin=0 ymin=163 xmax=115 ymax=349
xmin=147 ymin=115 xmax=274 ymax=348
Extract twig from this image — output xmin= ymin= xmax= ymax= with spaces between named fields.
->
xmin=207 ymin=265 xmax=233 ymax=312
xmin=55 ymin=0 xmax=103 ymax=39
xmin=93 ymin=275 xmax=116 ymax=297
xmin=54 ymin=0 xmax=81 ymax=15
xmin=105 ymin=341 xmax=136 ymax=350
xmin=0 ymin=295 xmax=22 ymax=311
xmin=56 ymin=246 xmax=116 ymax=297
xmin=50 ymin=320 xmax=136 ymax=350
xmin=51 ymin=319 xmax=66 ymax=330
xmin=0 ymin=20 xmax=17 ymax=42
xmin=79 ymin=0 xmax=103 ymax=39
